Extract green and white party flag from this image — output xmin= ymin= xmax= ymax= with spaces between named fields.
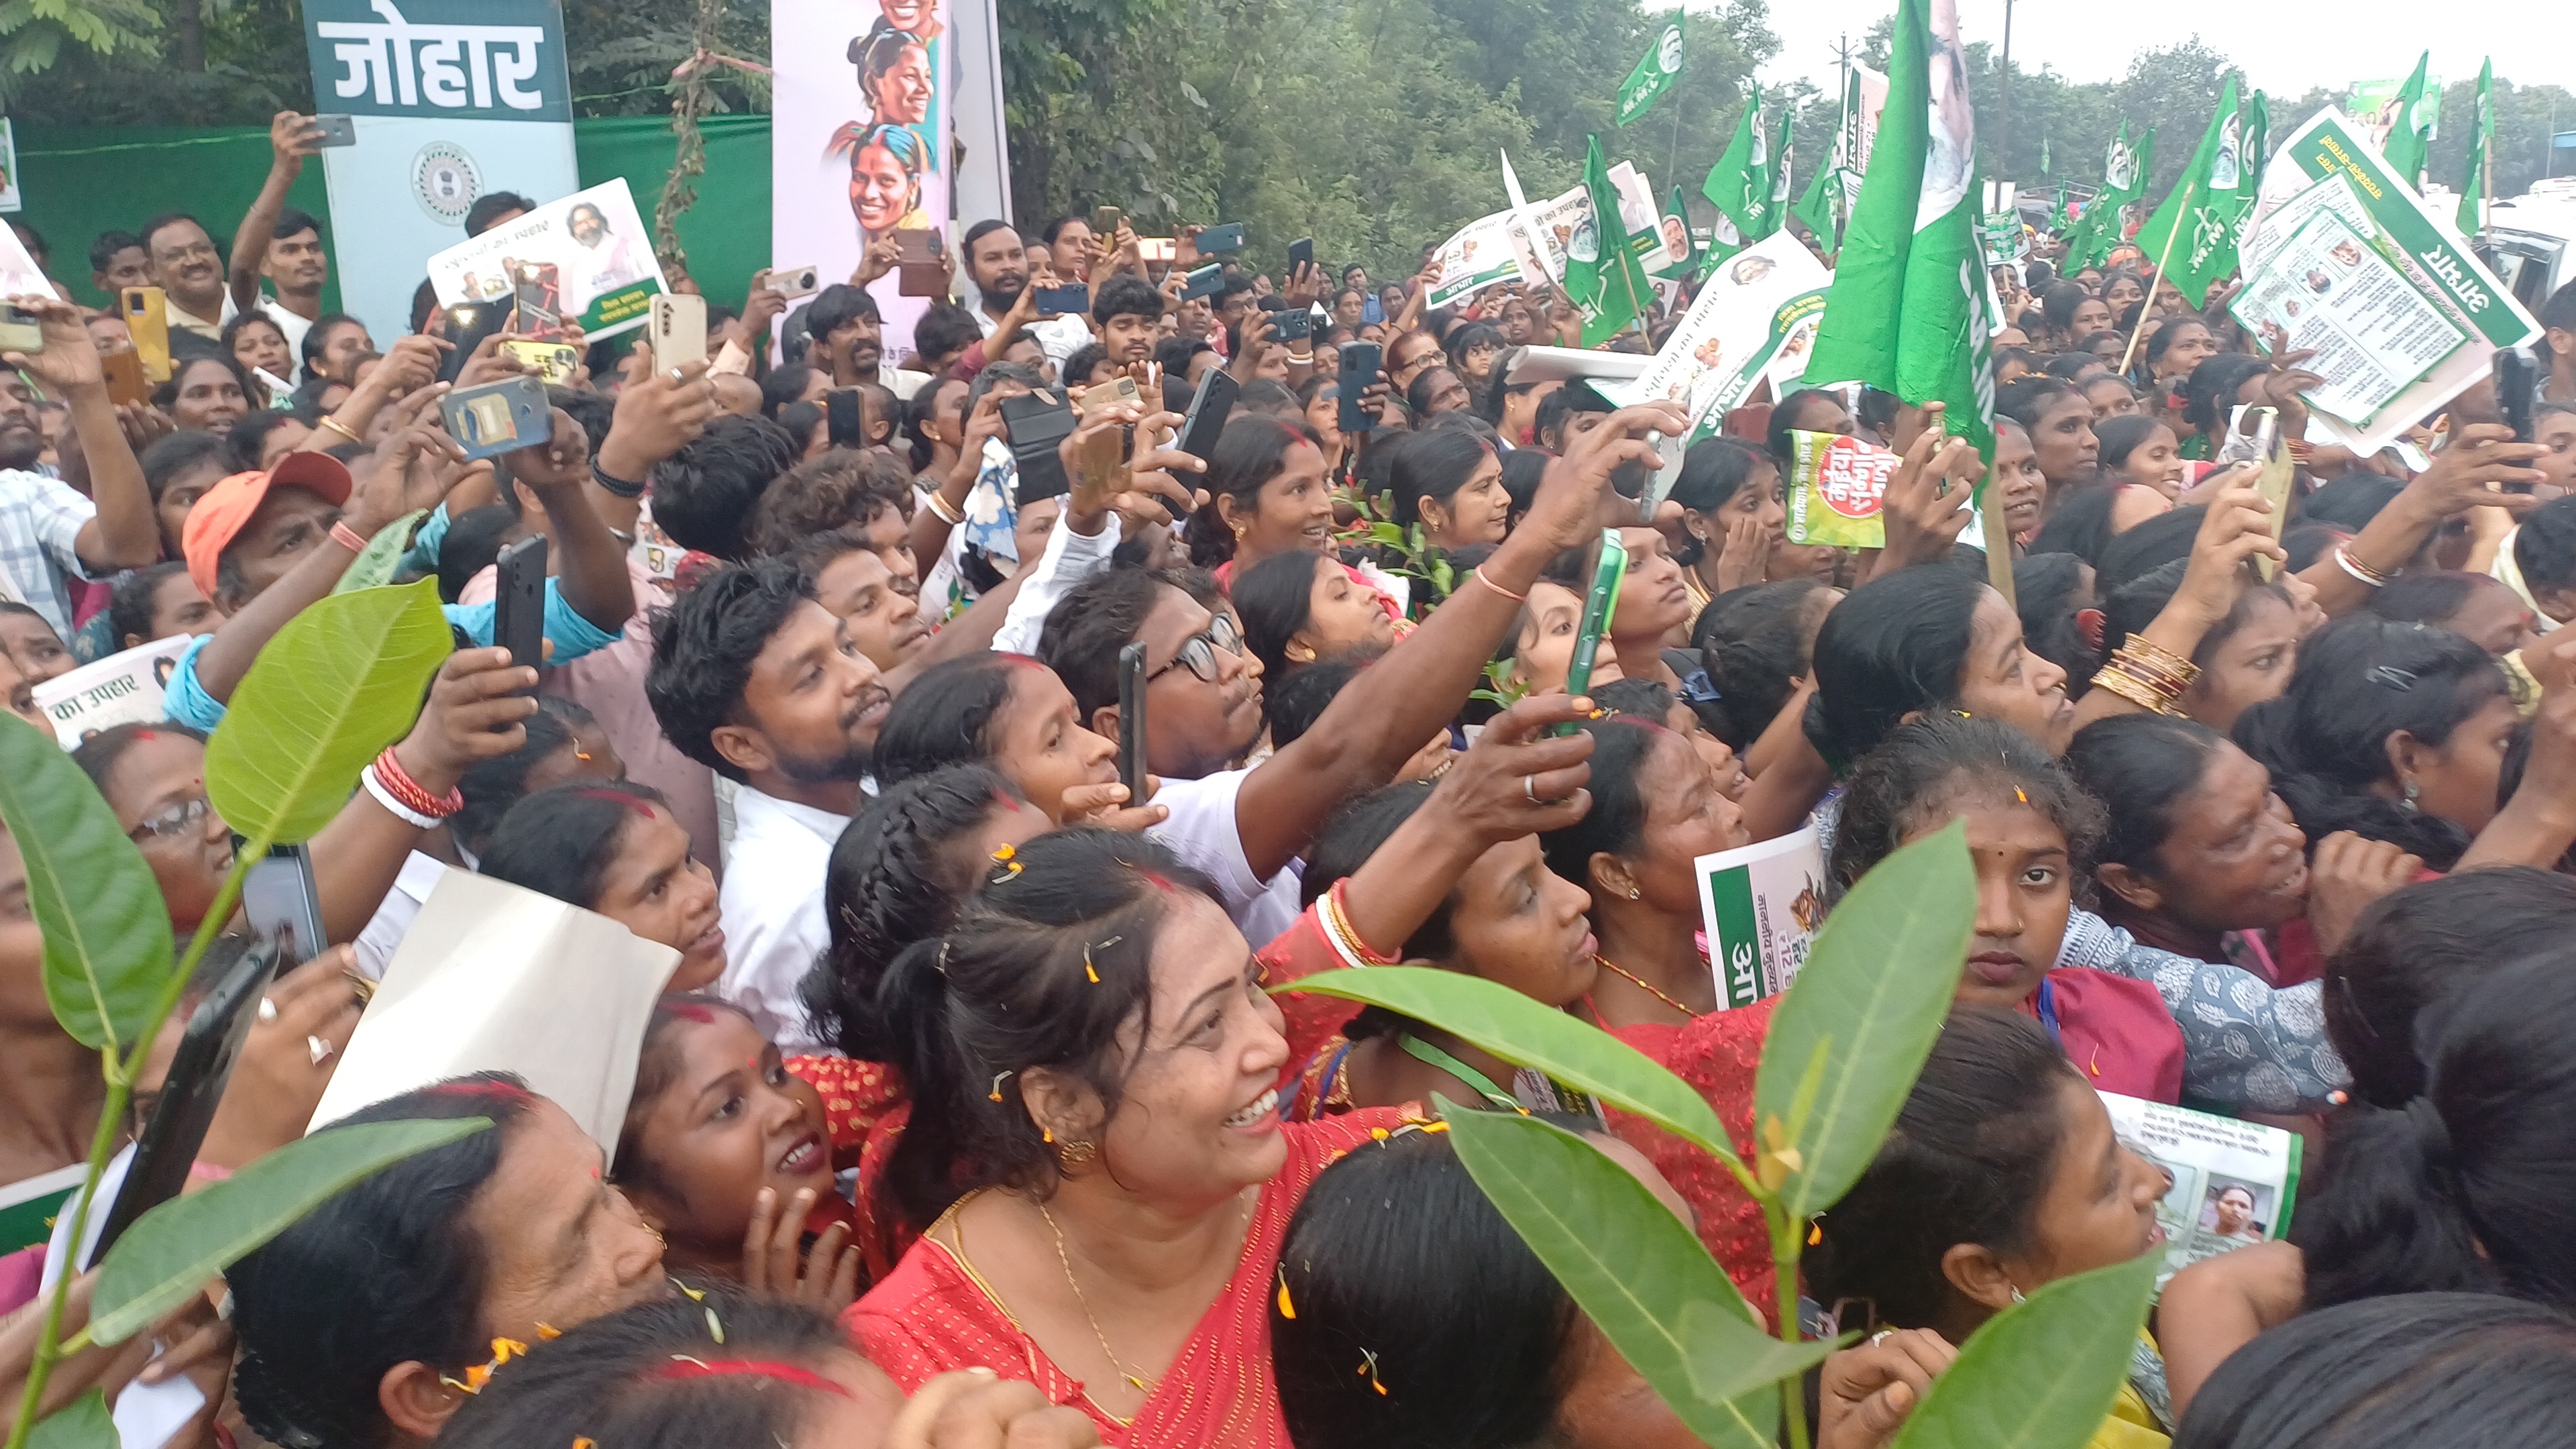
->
xmin=1616 ymin=17 xmax=1684 ymax=127
xmin=2384 ymin=51 xmax=2434 ymax=185
xmin=1703 ymin=92 xmax=1778 ymax=244
xmin=1803 ymin=0 xmax=1996 ymax=461
xmin=2067 ymin=119 xmax=2149 ymax=269
xmin=2459 ymin=58 xmax=2494 ymax=235
xmin=1566 ymin=133 xmax=1654 ymax=345
xmin=1654 ymin=184 xmax=1701 ymax=279
xmin=2133 ymin=74 xmax=2245 ymax=308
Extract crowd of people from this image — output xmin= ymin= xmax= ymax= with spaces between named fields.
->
xmin=5 ymin=101 xmax=2576 ymax=1449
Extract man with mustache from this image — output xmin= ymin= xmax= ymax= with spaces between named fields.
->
xmin=803 ymin=282 xmax=927 ymax=400
xmin=648 ymin=555 xmax=892 ymax=1049
xmin=142 ymin=212 xmax=231 ymax=342
xmin=961 ymin=220 xmax=1090 ymax=375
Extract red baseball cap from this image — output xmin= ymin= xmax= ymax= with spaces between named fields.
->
xmin=180 ymin=451 xmax=354 ymax=601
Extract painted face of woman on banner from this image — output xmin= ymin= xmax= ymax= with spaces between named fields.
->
xmin=876 ymin=0 xmax=941 ymax=42
xmin=848 ymin=126 xmax=926 ymax=241
xmin=863 ymin=34 xmax=933 ymax=126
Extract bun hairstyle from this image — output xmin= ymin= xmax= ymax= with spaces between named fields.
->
xmin=1825 ymin=714 xmax=2103 ymax=901
xmin=1695 ymin=577 xmax=1834 ymax=748
xmin=2230 ymin=615 xmax=2508 ymax=870
xmin=806 ymin=764 xmax=1032 ymax=1061
xmin=2296 ymin=953 xmax=2576 ymax=1313
xmin=873 ymin=828 xmax=1219 ymax=1233
xmin=2061 ymin=712 xmax=2231 ymax=881
xmin=1536 ymin=715 xmax=1670 ymax=894
xmin=2324 ymin=868 xmax=2576 ymax=1108
xmin=1806 ymin=565 xmax=1989 ymax=774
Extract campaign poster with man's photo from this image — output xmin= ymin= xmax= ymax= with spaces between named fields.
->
xmin=425 ymin=178 xmax=667 ymax=339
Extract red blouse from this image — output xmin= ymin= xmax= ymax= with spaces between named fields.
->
xmin=845 ymin=1110 xmax=1405 ymax=1448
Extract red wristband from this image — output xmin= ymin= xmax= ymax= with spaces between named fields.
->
xmin=330 ymin=519 xmax=370 ymax=554
xmin=372 ymin=747 xmax=463 ymax=819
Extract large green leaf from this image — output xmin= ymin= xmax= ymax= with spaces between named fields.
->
xmin=1754 ymin=821 xmax=1974 ymax=1222
xmin=0 ymin=714 xmax=172 ymax=1051
xmin=23 ymin=1389 xmax=114 ymax=1449
xmin=204 ymin=578 xmax=453 ymax=844
xmin=1280 ymin=969 xmax=1739 ymax=1165
xmin=329 ymin=507 xmax=428 ymax=594
xmin=1443 ymin=1108 xmax=1834 ymax=1449
xmin=1889 ymin=1250 xmax=2162 ymax=1449
xmin=87 ymin=1116 xmax=491 ymax=1346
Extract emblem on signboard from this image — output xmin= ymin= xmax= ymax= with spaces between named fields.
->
xmin=413 ymin=142 xmax=482 ymax=224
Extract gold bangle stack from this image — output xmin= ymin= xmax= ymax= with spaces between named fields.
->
xmin=1316 ymin=879 xmax=1402 ymax=970
xmin=923 ymin=490 xmax=966 ymax=526
xmin=315 ymin=415 xmax=364 ymax=445
xmin=2090 ymin=637 xmax=2200 ymax=717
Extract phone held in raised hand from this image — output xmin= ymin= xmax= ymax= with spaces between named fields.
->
xmin=1117 ymin=640 xmax=1149 ymax=803
xmin=1091 ymin=205 xmax=1125 ymax=244
xmin=440 ymin=375 xmax=549 ymax=462
xmin=1338 ymin=342 xmax=1381 ymax=433
xmin=1195 ymin=223 xmax=1247 ymax=255
xmin=511 ymin=262 xmax=563 ymax=339
xmin=89 ymin=938 xmax=283 ymax=1260
xmin=1137 ymin=237 xmax=1178 ymax=264
xmin=0 ymin=303 xmax=40 ymax=356
xmin=2498 ymin=349 xmax=2536 ymax=445
xmin=438 ymin=300 xmax=508 ymax=383
xmin=1032 ymin=282 xmax=1091 ymax=319
xmin=244 ymin=844 xmax=325 ymax=966
xmin=771 ymin=264 xmax=821 ymax=300
xmin=1180 ymin=368 xmax=1238 ymax=465
xmin=101 ymin=347 xmax=148 ymax=407
xmin=500 ymin=339 xmax=580 ymax=384
xmin=1287 ymin=236 xmax=1315 ymax=277
xmin=651 ymin=291 xmax=708 ymax=372
xmin=1180 ymin=264 xmax=1225 ymax=301
xmin=895 ymin=228 xmax=947 ymax=297
xmin=311 ymin=113 xmax=358 ymax=148
xmin=999 ymin=387 xmax=1078 ymax=505
xmin=1273 ymin=306 xmax=1312 ymax=344
xmin=1558 ymin=528 xmax=1628 ymax=733
xmin=493 ymin=533 xmax=547 ymax=690
xmin=121 ymin=286 xmax=171 ymax=384
xmin=1078 ymin=374 xmax=1141 ymax=417
xmin=826 ymin=388 xmax=867 ymax=449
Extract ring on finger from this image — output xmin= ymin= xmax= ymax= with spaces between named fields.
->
xmin=669 ymin=368 xmax=686 ymax=384
xmin=1523 ymin=774 xmax=1540 ymax=804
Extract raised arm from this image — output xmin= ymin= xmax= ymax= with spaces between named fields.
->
xmin=1233 ymin=400 xmax=1688 ymax=879
xmin=229 ymin=113 xmax=319 ymax=314
xmin=296 ymin=333 xmax=447 ymax=453
xmin=9 ymin=297 xmax=156 ymax=570
xmin=587 ymin=341 xmax=716 ymax=538
xmin=2295 ymin=425 xmax=2542 ymax=617
xmin=497 ymin=402 xmax=640 ymax=636
xmin=2070 ymin=472 xmax=2282 ymax=730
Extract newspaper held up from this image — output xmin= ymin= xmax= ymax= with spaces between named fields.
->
xmin=1695 ymin=824 xmax=1827 ymax=1010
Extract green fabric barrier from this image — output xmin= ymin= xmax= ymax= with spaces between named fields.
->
xmin=11 ymin=114 xmax=773 ymax=317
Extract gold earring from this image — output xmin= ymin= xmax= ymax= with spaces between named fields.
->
xmin=1059 ymin=1138 xmax=1099 ymax=1165
xmin=1627 ymin=887 xmax=1640 ymax=900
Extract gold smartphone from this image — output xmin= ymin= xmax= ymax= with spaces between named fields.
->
xmin=649 ymin=292 xmax=708 ymax=372
xmin=121 ymin=287 xmax=170 ymax=383
xmin=500 ymin=339 xmax=582 ymax=384
xmin=101 ymin=348 xmax=148 ymax=406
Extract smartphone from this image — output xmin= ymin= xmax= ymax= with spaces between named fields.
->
xmin=1116 ymin=640 xmax=1148 ymax=804
xmin=243 ymin=844 xmax=325 ymax=965
xmin=1180 ymin=367 xmax=1239 ymax=464
xmin=121 ymin=287 xmax=171 ymax=384
xmin=493 ymin=533 xmax=547 ymax=686
xmin=651 ymin=292 xmax=708 ymax=372
xmin=1558 ymin=529 xmax=1629 ymax=730
xmin=1091 ymin=205 xmax=1126 ymax=243
xmin=771 ymin=264 xmax=821 ymax=301
xmin=1032 ymin=282 xmax=1090 ymax=319
xmin=1273 ymin=306 xmax=1312 ymax=344
xmin=894 ymin=229 xmax=947 ymax=298
xmin=1078 ymin=374 xmax=1141 ymax=417
xmin=101 ymin=347 xmax=148 ymax=407
xmin=826 ymin=388 xmax=866 ymax=449
xmin=2498 ymin=350 xmax=2536 ymax=444
xmin=440 ymin=375 xmax=549 ymax=461
xmin=511 ymin=262 xmax=562 ymax=339
xmin=1137 ymin=237 xmax=1178 ymax=264
xmin=1195 ymin=223 xmax=1247 ymax=255
xmin=1338 ymin=342 xmax=1382 ymax=434
xmin=0 ymin=303 xmax=39 ymax=356
xmin=500 ymin=339 xmax=580 ymax=384
xmin=1179 ymin=264 xmax=1226 ymax=301
xmin=437 ymin=300 xmax=508 ymax=384
xmin=2247 ymin=409 xmax=2297 ymax=581
xmin=89 ymin=938 xmax=284 ymax=1260
xmin=1000 ymin=388 xmax=1077 ymax=504
xmin=1287 ymin=236 xmax=1315 ymax=278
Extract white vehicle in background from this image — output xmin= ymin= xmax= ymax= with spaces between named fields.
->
xmin=2481 ymin=178 xmax=2576 ymax=315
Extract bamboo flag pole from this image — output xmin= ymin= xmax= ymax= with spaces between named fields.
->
xmin=2118 ymin=176 xmax=2195 ymax=376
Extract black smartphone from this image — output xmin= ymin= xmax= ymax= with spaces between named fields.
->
xmin=494 ymin=534 xmax=547 ymax=686
xmin=1195 ymin=223 xmax=1247 ymax=255
xmin=1274 ymin=306 xmax=1312 ymax=344
xmin=999 ymin=388 xmax=1077 ymax=504
xmin=311 ymin=114 xmax=358 ymax=148
xmin=1031 ymin=282 xmax=1090 ymax=319
xmin=243 ymin=844 xmax=324 ymax=965
xmin=1180 ymin=367 xmax=1240 ymax=466
xmin=91 ymin=938 xmax=283 ymax=1259
xmin=1287 ymin=237 xmax=1315 ymax=278
xmin=1338 ymin=342 xmax=1382 ymax=433
xmin=438 ymin=301 xmax=508 ymax=384
xmin=1180 ymin=264 xmax=1225 ymax=301
xmin=1117 ymin=640 xmax=1148 ymax=803
xmin=2499 ymin=349 xmax=2536 ymax=445
xmin=826 ymin=388 xmax=866 ymax=449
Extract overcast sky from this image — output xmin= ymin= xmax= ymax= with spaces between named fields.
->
xmin=1755 ymin=0 xmax=2575 ymax=104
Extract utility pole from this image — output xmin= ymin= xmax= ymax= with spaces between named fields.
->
xmin=1996 ymin=0 xmax=2016 ymax=177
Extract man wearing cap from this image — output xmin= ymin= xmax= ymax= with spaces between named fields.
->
xmin=0 ymin=295 xmax=158 ymax=637
xmin=159 ymin=407 xmax=636 ymax=732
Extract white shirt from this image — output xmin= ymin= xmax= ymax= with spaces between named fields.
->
xmin=184 ymin=290 xmax=318 ymax=383
xmin=716 ymin=786 xmax=851 ymax=1050
xmin=1146 ymin=767 xmax=1301 ymax=950
xmin=972 ymin=305 xmax=1091 ymax=374
xmin=880 ymin=364 xmax=931 ymax=400
xmin=352 ymin=850 xmax=452 ymax=980
xmin=992 ymin=508 xmax=1121 ymax=655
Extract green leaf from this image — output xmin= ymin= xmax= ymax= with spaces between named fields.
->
xmin=1279 ymin=969 xmax=1740 ymax=1165
xmin=1444 ymin=1108 xmax=1832 ymax=1449
xmin=89 ymin=1116 xmax=492 ymax=1346
xmin=1755 ymin=820 xmax=1974 ymax=1222
xmin=0 ymin=714 xmax=172 ymax=1051
xmin=1888 ymin=1250 xmax=2162 ymax=1449
xmin=205 ymin=578 xmax=453 ymax=845
xmin=329 ymin=507 xmax=428 ymax=594
xmin=24 ymin=1389 xmax=115 ymax=1449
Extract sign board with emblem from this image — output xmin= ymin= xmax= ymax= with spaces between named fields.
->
xmin=304 ymin=0 xmax=580 ymax=341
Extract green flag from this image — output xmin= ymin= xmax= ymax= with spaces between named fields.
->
xmin=1653 ymin=184 xmax=1701 ymax=279
xmin=1791 ymin=67 xmax=1860 ymax=250
xmin=1566 ymin=133 xmax=1654 ymax=345
xmin=2383 ymin=51 xmax=2434 ymax=184
xmin=2067 ymin=119 xmax=2148 ymax=269
xmin=1615 ymin=17 xmax=1684 ymax=127
xmin=1803 ymin=0 xmax=1996 ymax=460
xmin=2133 ymin=76 xmax=2244 ymax=308
xmin=2459 ymin=58 xmax=2495 ymax=235
xmin=1703 ymin=92 xmax=1778 ymax=243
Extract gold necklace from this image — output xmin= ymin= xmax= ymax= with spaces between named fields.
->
xmin=1595 ymin=954 xmax=1705 ymax=1020
xmin=1038 ymin=1201 xmax=1157 ymax=1398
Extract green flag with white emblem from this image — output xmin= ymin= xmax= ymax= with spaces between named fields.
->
xmin=1615 ymin=16 xmax=1684 ymax=127
xmin=1703 ymin=92 xmax=1778 ymax=244
xmin=1565 ymin=133 xmax=1654 ymax=345
xmin=2134 ymin=75 xmax=2244 ymax=310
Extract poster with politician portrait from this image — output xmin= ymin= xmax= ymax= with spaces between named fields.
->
xmin=773 ymin=0 xmax=953 ymax=362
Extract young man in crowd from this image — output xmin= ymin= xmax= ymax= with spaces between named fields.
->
xmin=0 ymin=297 xmax=158 ymax=635
xmin=802 ymin=283 xmax=928 ymax=400
xmin=1089 ymin=275 xmax=1165 ymax=370
xmin=89 ymin=230 xmax=152 ymax=298
xmin=959 ymin=220 xmax=1090 ymax=371
xmin=224 ymin=111 xmax=337 ymax=378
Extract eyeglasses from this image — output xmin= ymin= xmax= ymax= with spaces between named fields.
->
xmin=1147 ymin=611 xmax=1244 ymax=684
xmin=129 ymin=796 xmax=211 ymax=843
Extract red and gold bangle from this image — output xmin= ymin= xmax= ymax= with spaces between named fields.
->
xmin=1317 ymin=879 xmax=1403 ymax=969
xmin=329 ymin=519 xmax=370 ymax=554
xmin=370 ymin=747 xmax=463 ymax=820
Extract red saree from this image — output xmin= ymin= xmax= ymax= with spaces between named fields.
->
xmin=845 ymin=1110 xmax=1404 ymax=1447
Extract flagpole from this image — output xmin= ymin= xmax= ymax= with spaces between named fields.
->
xmin=2118 ymin=177 xmax=2193 ymax=376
